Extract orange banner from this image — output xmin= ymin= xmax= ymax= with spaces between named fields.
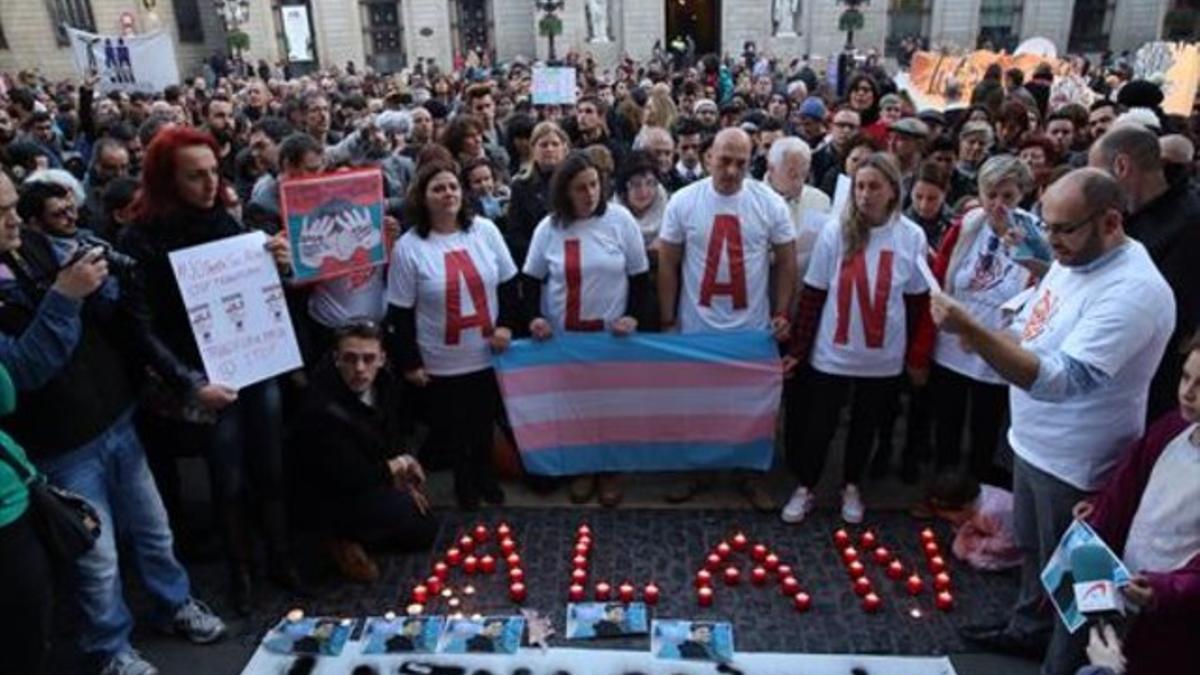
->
xmin=905 ymin=50 xmax=1069 ymax=110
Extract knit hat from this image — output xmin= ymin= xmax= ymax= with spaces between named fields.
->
xmin=798 ymin=97 xmax=827 ymax=120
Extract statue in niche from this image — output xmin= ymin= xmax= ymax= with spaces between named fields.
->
xmin=773 ymin=0 xmax=801 ymax=37
xmin=586 ymin=0 xmax=610 ymax=43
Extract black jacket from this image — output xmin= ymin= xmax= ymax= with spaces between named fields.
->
xmin=292 ymin=361 xmax=410 ymax=500
xmin=506 ymin=166 xmax=554 ymax=266
xmin=118 ymin=205 xmax=245 ymax=396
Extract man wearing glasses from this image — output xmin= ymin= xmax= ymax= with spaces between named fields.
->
xmin=809 ymin=107 xmax=860 ymax=191
xmin=932 ymin=168 xmax=1174 ymax=674
xmin=292 ymin=321 xmax=437 ymax=583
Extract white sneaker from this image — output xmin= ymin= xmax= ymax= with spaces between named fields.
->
xmin=100 ymin=650 xmax=159 ymax=675
xmin=780 ymin=485 xmax=815 ymax=524
xmin=841 ymin=484 xmax=865 ymax=524
xmin=164 ymin=598 xmax=226 ymax=644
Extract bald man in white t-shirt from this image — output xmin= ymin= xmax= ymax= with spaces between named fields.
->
xmin=933 ymin=169 xmax=1174 ymax=674
xmin=656 ymin=128 xmax=797 ymax=510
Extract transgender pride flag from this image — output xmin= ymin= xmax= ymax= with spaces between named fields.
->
xmin=494 ymin=331 xmax=782 ymax=476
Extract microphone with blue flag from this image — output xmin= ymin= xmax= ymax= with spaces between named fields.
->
xmin=1070 ymin=543 xmax=1125 ymax=620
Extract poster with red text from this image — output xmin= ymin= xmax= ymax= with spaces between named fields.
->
xmin=281 ymin=168 xmax=387 ymax=283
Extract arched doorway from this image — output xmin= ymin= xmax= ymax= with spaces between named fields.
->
xmin=665 ymin=0 xmax=720 ymax=58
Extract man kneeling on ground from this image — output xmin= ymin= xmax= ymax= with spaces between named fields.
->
xmin=294 ymin=321 xmax=438 ymax=582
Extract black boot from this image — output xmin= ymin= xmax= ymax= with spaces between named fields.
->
xmin=262 ymin=499 xmax=305 ymax=594
xmin=229 ymin=564 xmax=253 ymax=617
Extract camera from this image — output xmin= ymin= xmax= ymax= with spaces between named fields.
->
xmin=68 ymin=234 xmax=138 ymax=271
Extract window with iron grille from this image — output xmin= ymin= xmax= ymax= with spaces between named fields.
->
xmin=978 ymin=0 xmax=1023 ymax=52
xmin=46 ymin=0 xmax=97 ymax=46
xmin=175 ymin=0 xmax=206 ymax=43
xmin=1068 ymin=0 xmax=1116 ymax=53
xmin=886 ymin=0 xmax=931 ymax=58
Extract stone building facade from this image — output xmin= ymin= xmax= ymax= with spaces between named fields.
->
xmin=0 ymin=0 xmax=1183 ymax=81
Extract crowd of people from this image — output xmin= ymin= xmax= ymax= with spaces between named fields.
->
xmin=0 ymin=43 xmax=1196 ymax=675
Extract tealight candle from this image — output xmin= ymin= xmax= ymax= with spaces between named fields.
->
xmin=509 ymin=582 xmax=526 ymax=603
xmin=462 ymin=555 xmax=478 ymax=575
xmin=862 ymin=592 xmax=882 ymax=613
xmin=848 ymin=561 xmax=866 ymax=579
xmin=695 ymin=570 xmax=713 ymax=588
xmin=928 ymin=555 xmax=946 ymax=574
xmin=445 ymin=548 xmax=462 ymax=566
xmin=793 ymin=592 xmax=812 ymax=612
xmin=936 ymin=591 xmax=954 ymax=611
xmin=764 ymin=553 xmax=780 ymax=571
xmin=834 ymin=529 xmax=851 ymax=547
xmin=853 ymin=577 xmax=872 ymax=597
xmin=751 ymin=544 xmax=768 ymax=561
xmin=906 ymin=574 xmax=925 ymax=596
xmin=643 ymin=583 xmax=660 ymax=606
xmin=472 ymin=523 xmax=489 ymax=543
xmin=873 ymin=547 xmax=891 ymax=565
xmin=508 ymin=568 xmax=524 ymax=583
xmin=697 ymin=587 xmax=714 ymax=607
xmin=568 ymin=584 xmax=585 ymax=602
xmin=751 ymin=567 xmax=768 ymax=586
xmin=860 ymin=531 xmax=877 ymax=549
xmin=479 ymin=555 xmax=496 ymax=574
xmin=731 ymin=532 xmax=749 ymax=551
xmin=781 ymin=576 xmax=801 ymax=596
xmin=411 ymin=585 xmax=428 ymax=604
xmin=887 ymin=560 xmax=905 ymax=580
xmin=723 ymin=566 xmax=741 ymax=586
xmin=594 ymin=582 xmax=612 ymax=601
xmin=618 ymin=582 xmax=635 ymax=603
xmin=934 ymin=572 xmax=952 ymax=592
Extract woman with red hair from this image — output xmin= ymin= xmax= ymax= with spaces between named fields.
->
xmin=120 ymin=126 xmax=300 ymax=614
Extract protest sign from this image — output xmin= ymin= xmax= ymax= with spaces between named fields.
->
xmin=1133 ymin=42 xmax=1200 ymax=116
xmin=495 ymin=331 xmax=781 ymax=476
xmin=66 ymin=27 xmax=180 ymax=94
xmin=1040 ymin=521 xmax=1131 ymax=634
xmin=903 ymin=50 xmax=1069 ymax=110
xmin=170 ymin=231 xmax=304 ymax=389
xmin=532 ymin=66 xmax=577 ymax=105
xmin=280 ymin=168 xmax=387 ymax=283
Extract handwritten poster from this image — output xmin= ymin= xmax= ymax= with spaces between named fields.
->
xmin=280 ymin=168 xmax=387 ymax=283
xmin=169 ymin=231 xmax=304 ymax=389
xmin=532 ymin=66 xmax=577 ymax=105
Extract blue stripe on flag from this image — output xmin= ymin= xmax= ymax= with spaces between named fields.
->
xmin=494 ymin=330 xmax=778 ymax=369
xmin=519 ymin=440 xmax=776 ymax=476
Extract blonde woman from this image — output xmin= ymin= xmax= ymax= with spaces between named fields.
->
xmin=508 ymin=121 xmax=570 ymax=265
xmin=782 ymin=153 xmax=932 ymax=524
xmin=643 ymin=82 xmax=678 ymax=130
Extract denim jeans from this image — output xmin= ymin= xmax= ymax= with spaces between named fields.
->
xmin=37 ymin=409 xmax=191 ymax=660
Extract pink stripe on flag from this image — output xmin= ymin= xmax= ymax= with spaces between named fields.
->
xmin=498 ymin=361 xmax=780 ymax=398
xmin=513 ymin=413 xmax=777 ymax=452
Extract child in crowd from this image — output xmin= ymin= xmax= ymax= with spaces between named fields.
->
xmin=921 ymin=470 xmax=1021 ymax=572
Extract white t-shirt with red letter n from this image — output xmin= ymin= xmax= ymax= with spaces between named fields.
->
xmin=523 ymin=203 xmax=650 ymax=333
xmin=658 ymin=178 xmax=795 ymax=334
xmin=386 ymin=217 xmax=518 ymax=376
xmin=804 ymin=214 xmax=930 ymax=378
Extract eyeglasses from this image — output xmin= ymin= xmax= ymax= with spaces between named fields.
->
xmin=1042 ymin=208 xmax=1105 ymax=237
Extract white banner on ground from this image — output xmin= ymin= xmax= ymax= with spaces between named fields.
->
xmin=66 ymin=27 xmax=179 ymax=93
xmin=169 ymin=231 xmax=304 ymax=390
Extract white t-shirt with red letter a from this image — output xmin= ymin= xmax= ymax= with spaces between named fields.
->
xmin=386 ymin=217 xmax=518 ymax=376
xmin=658 ymin=177 xmax=795 ymax=334
xmin=523 ymin=203 xmax=650 ymax=333
xmin=804 ymin=214 xmax=930 ymax=378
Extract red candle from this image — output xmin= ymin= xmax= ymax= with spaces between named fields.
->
xmin=509 ymin=568 xmax=524 ymax=583
xmin=848 ymin=561 xmax=866 ymax=579
xmin=472 ymin=523 xmax=489 ymax=543
xmin=577 ymin=524 xmax=592 ymax=538
xmin=842 ymin=547 xmax=859 ymax=565
xmin=500 ymin=538 xmax=516 ymax=556
xmin=445 ymin=547 xmax=462 ymax=566
xmin=458 ymin=535 xmax=475 ymax=553
xmin=936 ymin=591 xmax=954 ymax=611
xmin=862 ymin=592 xmax=882 ymax=613
xmin=697 ymin=587 xmax=714 ymax=607
xmin=705 ymin=553 xmax=723 ymax=571
xmin=924 ymin=541 xmax=940 ymax=558
xmin=574 ymin=542 xmax=590 ymax=557
xmin=781 ymin=576 xmax=801 ymax=596
xmin=886 ymin=560 xmax=905 ymax=580
xmin=776 ymin=564 xmax=793 ymax=579
xmin=715 ymin=542 xmax=732 ymax=559
xmin=572 ymin=554 xmax=588 ymax=570
xmin=860 ymin=531 xmax=877 ymax=549
xmin=920 ymin=528 xmax=936 ymax=544
xmin=643 ymin=583 xmax=660 ymax=606
xmin=433 ymin=562 xmax=449 ymax=580
xmin=411 ymin=584 xmax=429 ymax=604
xmin=425 ymin=576 xmax=442 ymax=595
xmin=906 ymin=574 xmax=925 ymax=596
xmin=509 ymin=581 xmax=527 ymax=603
xmin=764 ymin=553 xmax=780 ymax=571
xmin=479 ymin=555 xmax=496 ymax=574
xmin=496 ymin=522 xmax=512 ymax=539
xmin=571 ymin=569 xmax=588 ymax=585
xmin=934 ymin=572 xmax=952 ymax=592
xmin=618 ymin=582 xmax=635 ymax=603
xmin=577 ymin=536 xmax=592 ymax=549
xmin=834 ymin=529 xmax=851 ymax=547
xmin=594 ymin=582 xmax=612 ymax=601
xmin=568 ymin=584 xmax=585 ymax=602
xmin=928 ymin=556 xmax=946 ymax=574
xmin=793 ymin=592 xmax=812 ymax=612
xmin=723 ymin=566 xmax=741 ymax=586
xmin=751 ymin=544 xmax=768 ymax=561
xmin=731 ymin=532 xmax=749 ymax=551
xmin=853 ymin=577 xmax=873 ymax=597
xmin=873 ymin=547 xmax=892 ymax=565
xmin=506 ymin=553 xmax=522 ymax=569
xmin=463 ymin=555 xmax=478 ymax=575
xmin=695 ymin=570 xmax=713 ymax=588
xmin=751 ymin=567 xmax=768 ymax=586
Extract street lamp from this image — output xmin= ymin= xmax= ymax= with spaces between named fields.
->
xmin=213 ymin=0 xmax=251 ymax=58
xmin=535 ymin=0 xmax=564 ymax=62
